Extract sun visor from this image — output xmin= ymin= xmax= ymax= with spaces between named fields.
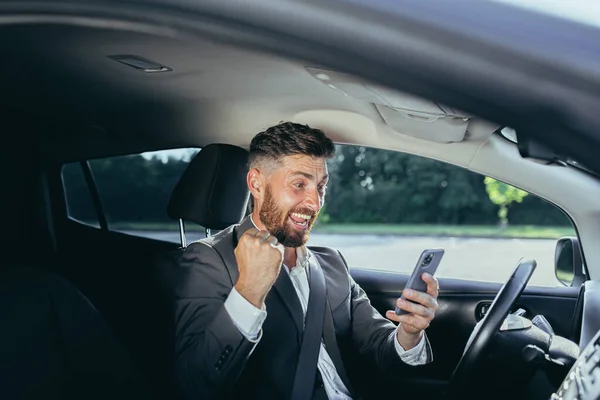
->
xmin=305 ymin=67 xmax=477 ymax=143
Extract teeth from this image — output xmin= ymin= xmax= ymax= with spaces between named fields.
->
xmin=292 ymin=213 xmax=311 ymax=220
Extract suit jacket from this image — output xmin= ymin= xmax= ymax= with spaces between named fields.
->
xmin=173 ymin=216 xmax=432 ymax=399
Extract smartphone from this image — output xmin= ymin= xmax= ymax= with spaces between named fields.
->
xmin=395 ymin=249 xmax=444 ymax=315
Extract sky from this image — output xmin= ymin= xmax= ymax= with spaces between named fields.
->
xmin=493 ymin=0 xmax=600 ymax=28
xmin=141 ymin=148 xmax=199 ymax=162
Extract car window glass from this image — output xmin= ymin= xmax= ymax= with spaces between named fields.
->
xmin=311 ymin=144 xmax=576 ymax=287
xmin=62 ymin=148 xmax=203 ymax=242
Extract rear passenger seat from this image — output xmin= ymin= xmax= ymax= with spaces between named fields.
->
xmin=0 ymin=265 xmax=150 ymax=400
xmin=151 ymin=143 xmax=250 ymax=399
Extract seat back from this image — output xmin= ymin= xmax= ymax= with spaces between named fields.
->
xmin=0 ymin=266 xmax=149 ymax=400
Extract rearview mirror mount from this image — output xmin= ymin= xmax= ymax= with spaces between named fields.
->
xmin=555 ymin=237 xmax=586 ymax=287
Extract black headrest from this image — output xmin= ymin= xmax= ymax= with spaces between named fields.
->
xmin=167 ymin=144 xmax=250 ymax=230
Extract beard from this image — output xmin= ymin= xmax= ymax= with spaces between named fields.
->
xmin=259 ymin=184 xmax=318 ymax=248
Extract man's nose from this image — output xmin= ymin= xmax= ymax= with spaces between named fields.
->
xmin=304 ymin=188 xmax=321 ymax=211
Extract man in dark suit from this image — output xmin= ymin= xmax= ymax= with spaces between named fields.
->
xmin=174 ymin=122 xmax=439 ymax=399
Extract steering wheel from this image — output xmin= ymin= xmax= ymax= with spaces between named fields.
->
xmin=448 ymin=258 xmax=537 ymax=399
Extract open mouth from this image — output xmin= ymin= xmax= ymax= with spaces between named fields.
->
xmin=288 ymin=212 xmax=312 ymax=230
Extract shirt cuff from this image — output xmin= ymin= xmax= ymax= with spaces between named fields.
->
xmin=394 ymin=325 xmax=429 ymax=365
xmin=224 ymin=287 xmax=267 ymax=342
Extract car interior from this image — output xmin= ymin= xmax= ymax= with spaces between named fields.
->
xmin=2 ymin=2 xmax=600 ymax=400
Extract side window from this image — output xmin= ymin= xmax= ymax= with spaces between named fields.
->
xmin=61 ymin=148 xmax=202 ymax=243
xmin=312 ymin=145 xmax=576 ymax=287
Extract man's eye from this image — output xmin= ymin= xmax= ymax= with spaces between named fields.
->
xmin=319 ymin=185 xmax=327 ymax=193
xmin=294 ymin=182 xmax=305 ymax=189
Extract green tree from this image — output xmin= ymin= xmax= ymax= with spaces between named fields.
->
xmin=484 ymin=177 xmax=528 ymax=226
xmin=325 ymin=145 xmax=494 ymax=225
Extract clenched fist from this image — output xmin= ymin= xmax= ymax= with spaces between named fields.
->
xmin=234 ymin=228 xmax=285 ymax=308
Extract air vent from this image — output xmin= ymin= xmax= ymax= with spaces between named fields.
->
xmin=108 ymin=55 xmax=172 ymax=73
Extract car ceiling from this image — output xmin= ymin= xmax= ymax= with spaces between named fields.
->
xmin=0 ymin=22 xmax=497 ymax=162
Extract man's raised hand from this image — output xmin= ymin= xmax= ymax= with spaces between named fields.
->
xmin=234 ymin=228 xmax=284 ymax=308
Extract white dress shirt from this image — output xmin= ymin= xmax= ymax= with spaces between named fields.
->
xmin=224 ymin=218 xmax=429 ymax=399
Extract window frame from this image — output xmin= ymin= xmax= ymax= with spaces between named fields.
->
xmin=79 ymin=160 xmax=108 ymax=231
xmin=60 ymin=161 xmax=108 ymax=231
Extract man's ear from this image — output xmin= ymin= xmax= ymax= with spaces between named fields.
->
xmin=247 ymin=168 xmax=263 ymax=199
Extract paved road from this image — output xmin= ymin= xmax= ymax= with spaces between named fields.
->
xmin=123 ymin=230 xmax=560 ymax=287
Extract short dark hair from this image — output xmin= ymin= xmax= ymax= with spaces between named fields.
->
xmin=248 ymin=122 xmax=335 ymax=169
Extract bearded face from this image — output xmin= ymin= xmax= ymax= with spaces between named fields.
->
xmin=259 ymin=183 xmax=319 ymax=248
xmin=252 ymin=154 xmax=328 ymax=248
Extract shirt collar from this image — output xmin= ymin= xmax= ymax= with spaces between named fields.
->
xmin=249 ymin=215 xmax=310 ymax=270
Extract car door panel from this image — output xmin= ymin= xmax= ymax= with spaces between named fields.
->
xmin=350 ymin=268 xmax=580 ymax=381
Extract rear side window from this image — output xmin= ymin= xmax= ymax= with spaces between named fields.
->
xmin=61 ymin=148 xmax=202 ymax=242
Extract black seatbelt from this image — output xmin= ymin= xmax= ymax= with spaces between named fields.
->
xmin=323 ymin=299 xmax=353 ymax=394
xmin=291 ymin=261 xmax=327 ymax=400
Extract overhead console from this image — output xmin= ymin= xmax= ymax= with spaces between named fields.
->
xmin=305 ymin=67 xmax=497 ymax=143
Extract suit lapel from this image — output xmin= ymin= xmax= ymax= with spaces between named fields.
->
xmin=234 ymin=215 xmax=256 ymax=245
xmin=236 ymin=215 xmax=304 ymax=337
xmin=217 ymin=216 xmax=256 ymax=285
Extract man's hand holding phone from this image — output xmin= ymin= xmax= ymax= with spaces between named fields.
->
xmin=385 ymin=249 xmax=442 ymax=350
xmin=386 ymin=273 xmax=439 ymax=349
